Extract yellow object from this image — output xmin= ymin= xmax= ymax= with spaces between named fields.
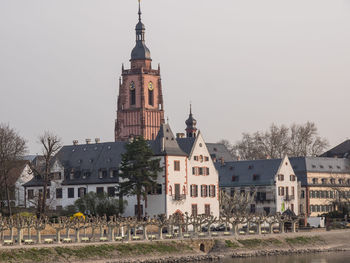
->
xmin=72 ymin=212 xmax=85 ymax=220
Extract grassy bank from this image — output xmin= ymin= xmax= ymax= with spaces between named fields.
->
xmin=0 ymin=242 xmax=192 ymax=263
xmin=223 ymin=236 xmax=324 ymax=250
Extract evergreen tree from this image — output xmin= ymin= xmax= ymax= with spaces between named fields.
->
xmin=119 ymin=136 xmax=162 ymax=220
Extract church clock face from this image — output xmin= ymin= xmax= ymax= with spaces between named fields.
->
xmin=130 ymin=82 xmax=135 ymax=90
xmin=148 ymin=82 xmax=154 ymax=91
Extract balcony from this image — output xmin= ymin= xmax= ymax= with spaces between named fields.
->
xmin=172 ymin=194 xmax=186 ymax=201
xmin=284 ymin=195 xmax=295 ymax=201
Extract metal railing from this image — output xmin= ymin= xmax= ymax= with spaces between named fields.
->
xmin=172 ymin=194 xmax=186 ymax=201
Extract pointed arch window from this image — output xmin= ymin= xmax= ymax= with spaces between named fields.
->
xmin=130 ymin=81 xmax=136 ymax=105
xmin=148 ymin=82 xmax=154 ymax=106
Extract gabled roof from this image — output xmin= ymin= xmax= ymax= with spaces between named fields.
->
xmin=0 ymin=160 xmax=29 ymax=187
xmin=217 ymin=158 xmax=283 ymax=187
xmin=151 ymin=124 xmax=187 ymax=156
xmin=176 ymin=137 xmax=196 ymax=156
xmin=321 ymin=140 xmax=350 ymax=158
xmin=206 ymin=143 xmax=235 ymax=162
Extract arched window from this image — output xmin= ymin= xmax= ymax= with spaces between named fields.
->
xmin=148 ymin=82 xmax=154 ymax=106
xmin=130 ymin=82 xmax=136 ymax=105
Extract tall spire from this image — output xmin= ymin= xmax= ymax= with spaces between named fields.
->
xmin=131 ymin=0 xmax=151 ymax=61
xmin=138 ymin=0 xmax=142 ymax=22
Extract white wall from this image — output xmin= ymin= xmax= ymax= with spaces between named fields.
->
xmin=275 ymin=156 xmax=299 ymax=215
xmin=186 ymin=133 xmax=220 ymax=218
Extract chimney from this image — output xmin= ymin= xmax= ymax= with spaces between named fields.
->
xmin=176 ymin=133 xmax=185 ymax=139
xmin=73 ymin=140 xmax=78 ymax=145
xmin=85 ymin=139 xmax=91 ymax=144
xmin=95 ymin=138 xmax=100 ymax=144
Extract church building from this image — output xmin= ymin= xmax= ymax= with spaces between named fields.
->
xmin=114 ymin=1 xmax=164 ymax=141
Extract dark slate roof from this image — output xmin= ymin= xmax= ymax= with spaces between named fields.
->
xmin=25 ymin=124 xmax=187 ymax=187
xmin=151 ymin=124 xmax=187 ymax=156
xmin=176 ymin=137 xmax=196 ymax=155
xmin=206 ymin=143 xmax=235 ymax=162
xmin=289 ymin=157 xmax=350 ymax=185
xmin=321 ymin=140 xmax=350 ymax=158
xmin=25 ymin=142 xmax=127 ymax=187
xmin=217 ymin=159 xmax=282 ymax=187
xmin=131 ymin=41 xmax=151 ymax=60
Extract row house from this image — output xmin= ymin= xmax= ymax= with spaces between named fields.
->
xmin=289 ymin=157 xmax=350 ymax=220
xmin=217 ymin=156 xmax=300 ymax=216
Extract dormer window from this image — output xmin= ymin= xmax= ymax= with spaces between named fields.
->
xmin=252 ymin=174 xmax=260 ymax=181
xmin=312 ymin=178 xmax=318 ymax=184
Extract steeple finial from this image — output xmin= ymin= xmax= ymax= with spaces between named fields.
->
xmin=138 ymin=0 xmax=142 ymax=22
xmin=189 ymin=103 xmax=192 ymax=115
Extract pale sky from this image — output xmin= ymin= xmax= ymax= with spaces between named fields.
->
xmin=0 ymin=0 xmax=349 ymax=154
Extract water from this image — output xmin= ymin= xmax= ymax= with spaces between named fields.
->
xmin=221 ymin=251 xmax=350 ymax=263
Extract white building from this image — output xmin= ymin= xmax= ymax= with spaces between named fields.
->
xmin=217 ymin=156 xmax=300 ymax=215
xmin=24 ymin=120 xmax=220 ymax=218
xmin=0 ymin=160 xmax=33 ymax=207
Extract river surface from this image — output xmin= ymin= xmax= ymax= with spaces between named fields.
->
xmin=221 ymin=251 xmax=350 ymax=263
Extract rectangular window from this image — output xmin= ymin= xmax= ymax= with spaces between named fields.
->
xmin=278 ymin=187 xmax=284 ymax=196
xmin=107 ymin=187 xmax=116 ymax=197
xmin=199 ymin=167 xmax=204 ymax=175
xmin=28 ymin=189 xmax=34 ymax=199
xmin=174 ymin=184 xmax=180 ymax=200
xmin=290 ymin=175 xmax=296 ymax=181
xmin=291 ymin=186 xmax=295 ymax=196
xmin=205 ymin=204 xmax=210 ymax=216
xmin=192 ymin=167 xmax=196 ymax=175
xmin=253 ymin=174 xmax=260 ymax=181
xmin=174 ymin=161 xmax=180 ymax=171
xmin=78 ymin=187 xmax=86 ymax=198
xmin=191 ymin=185 xmax=198 ymax=197
xmin=211 ymin=185 xmax=216 ymax=197
xmin=232 ymin=176 xmax=239 ymax=182
xmin=156 ymin=184 xmax=162 ymax=195
xmin=68 ymin=188 xmax=74 ymax=198
xmin=250 ymin=204 xmax=256 ymax=213
xmin=278 ymin=174 xmax=284 ymax=181
xmin=206 ymin=167 xmax=210 ymax=175
xmin=194 ymin=156 xmax=198 ymax=161
xmin=192 ymin=204 xmax=198 ymax=217
xmin=56 ymin=188 xmax=63 ymax=199
xmin=201 ymin=185 xmax=208 ymax=197
xmin=205 ymin=156 xmax=209 ymax=161
xmin=46 ymin=189 xmax=50 ymax=199
xmin=96 ymin=187 xmax=104 ymax=195
xmin=291 ymin=204 xmax=294 ymax=212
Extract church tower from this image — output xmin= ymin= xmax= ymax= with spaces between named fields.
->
xmin=185 ymin=105 xmax=197 ymax=138
xmin=115 ymin=1 xmax=165 ymax=141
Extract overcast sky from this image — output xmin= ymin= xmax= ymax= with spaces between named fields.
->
xmin=0 ymin=0 xmax=349 ymax=154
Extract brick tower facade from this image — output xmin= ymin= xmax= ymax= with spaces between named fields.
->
xmin=115 ymin=1 xmax=165 ymax=141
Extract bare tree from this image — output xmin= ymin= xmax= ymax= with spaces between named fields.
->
xmin=224 ymin=122 xmax=328 ymax=160
xmin=0 ymin=123 xmax=27 ymax=215
xmin=30 ymin=132 xmax=61 ymax=216
xmin=289 ymin=122 xmax=329 ymax=157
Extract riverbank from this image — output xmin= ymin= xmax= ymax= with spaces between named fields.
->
xmin=0 ymin=229 xmax=349 ymax=262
